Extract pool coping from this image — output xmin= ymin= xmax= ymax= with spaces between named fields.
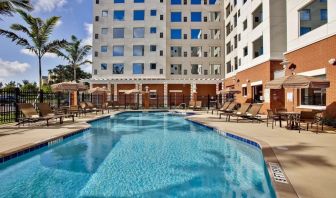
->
xmin=185 ymin=117 xmax=299 ymax=198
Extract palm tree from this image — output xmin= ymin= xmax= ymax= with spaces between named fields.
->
xmin=0 ymin=10 xmax=66 ymax=89
xmin=0 ymin=0 xmax=32 ymax=18
xmin=56 ymin=35 xmax=92 ymax=82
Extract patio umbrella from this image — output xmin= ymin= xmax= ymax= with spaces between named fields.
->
xmin=124 ymin=89 xmax=144 ymax=95
xmin=88 ymin=87 xmax=108 ymax=94
xmin=219 ymin=88 xmax=241 ymax=94
xmin=51 ymin=82 xmax=87 ymax=92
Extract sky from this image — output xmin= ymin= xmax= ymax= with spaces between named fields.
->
xmin=0 ymin=0 xmax=93 ymax=84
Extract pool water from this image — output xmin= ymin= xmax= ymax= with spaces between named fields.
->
xmin=0 ymin=112 xmax=276 ymax=198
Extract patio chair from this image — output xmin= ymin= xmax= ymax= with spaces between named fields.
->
xmin=238 ymin=103 xmax=263 ymax=123
xmin=86 ymin=102 xmax=104 ymax=114
xmin=17 ymin=103 xmax=62 ymax=126
xmin=266 ymin=109 xmax=280 ymax=129
xmin=213 ymin=102 xmax=231 ymax=115
xmin=298 ymin=111 xmax=321 ymax=133
xmin=227 ymin=103 xmax=252 ymax=122
xmin=188 ymin=100 xmax=196 ymax=109
xmin=219 ymin=102 xmax=237 ymax=119
xmin=193 ymin=101 xmax=202 ymax=111
xmin=103 ymin=101 xmax=114 ymax=113
xmin=37 ymin=103 xmax=75 ymax=123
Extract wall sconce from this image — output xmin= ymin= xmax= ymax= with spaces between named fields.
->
xmin=288 ymin=63 xmax=297 ymax=75
xmin=246 ymin=79 xmax=250 ymax=83
xmin=280 ymin=59 xmax=290 ymax=70
xmin=329 ymin=58 xmax=336 ymax=65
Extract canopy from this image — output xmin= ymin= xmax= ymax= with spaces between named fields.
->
xmin=265 ymin=75 xmax=330 ymax=89
xmin=88 ymin=87 xmax=108 ymax=94
xmin=51 ymin=82 xmax=87 ymax=92
xmin=218 ymin=88 xmax=241 ymax=94
xmin=124 ymin=89 xmax=144 ymax=94
xmin=169 ymin=90 xmax=183 ymax=93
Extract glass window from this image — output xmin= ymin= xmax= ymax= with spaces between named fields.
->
xmin=134 ymin=0 xmax=144 ymax=2
xmin=191 ymin=0 xmax=201 ymax=4
xmin=170 ymin=64 xmax=182 ymax=75
xmin=210 ymin=29 xmax=220 ymax=39
xmin=210 ymin=46 xmax=221 ymax=57
xmin=150 ymin=10 xmax=157 ymax=16
xmin=101 ymin=63 xmax=107 ymax=70
xmin=191 ymin=29 xmax=202 ymax=39
xmin=171 ymin=0 xmax=181 ymax=5
xmin=150 ymin=27 xmax=157 ymax=33
xmin=150 ymin=45 xmax=157 ymax=52
xmin=101 ymin=28 xmax=108 ymax=34
xmin=210 ymin=64 xmax=221 ymax=75
xmin=300 ymin=27 xmax=311 ymax=36
xmin=226 ymin=61 xmax=232 ymax=73
xmin=171 ymin=46 xmax=182 ymax=57
xmin=133 ymin=63 xmax=144 ymax=74
xmin=134 ymin=10 xmax=145 ymax=21
xmin=301 ymin=88 xmax=326 ymax=106
xmin=101 ymin=46 xmax=108 ymax=52
xmin=191 ymin=64 xmax=202 ymax=75
xmin=113 ymin=63 xmax=124 ymax=74
xmin=133 ymin=27 xmax=145 ymax=38
xmin=242 ymin=87 xmax=247 ymax=96
xmin=209 ymin=0 xmax=217 ymax=5
xmin=243 ymin=46 xmax=248 ymax=56
xmin=133 ymin=45 xmax=144 ymax=56
xmin=171 ymin=12 xmax=182 ymax=22
xmin=170 ymin=29 xmax=182 ymax=39
xmin=113 ymin=45 xmax=124 ymax=56
xmin=300 ymin=9 xmax=311 ymax=21
xmin=210 ymin=12 xmax=220 ymax=22
xmin=150 ymin=63 xmax=157 ymax=70
xmin=114 ymin=0 xmax=124 ymax=3
xmin=113 ymin=28 xmax=124 ymax=38
xmin=191 ymin=12 xmax=202 ymax=22
xmin=114 ymin=10 xmax=125 ymax=21
xmin=102 ymin=10 xmax=108 ymax=17
xmin=320 ymin=9 xmax=327 ymax=21
xmin=191 ymin=46 xmax=202 ymax=57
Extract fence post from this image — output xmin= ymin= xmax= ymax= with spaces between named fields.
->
xmin=57 ymin=92 xmax=61 ymax=108
xmin=82 ymin=92 xmax=85 ymax=102
xmin=90 ymin=93 xmax=93 ymax=102
xmin=124 ymin=94 xmax=126 ymax=109
xmin=156 ymin=95 xmax=159 ymax=109
xmin=39 ymin=89 xmax=44 ymax=103
xmin=207 ymin=94 xmax=210 ymax=110
xmin=14 ymin=88 xmax=20 ymax=122
xmin=169 ymin=94 xmax=171 ymax=109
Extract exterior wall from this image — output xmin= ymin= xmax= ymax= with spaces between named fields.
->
xmin=196 ymin=84 xmax=216 ymax=96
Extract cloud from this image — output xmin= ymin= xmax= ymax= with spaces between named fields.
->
xmin=33 ymin=0 xmax=67 ymax=13
xmin=20 ymin=49 xmax=58 ymax=58
xmin=0 ymin=59 xmax=30 ymax=80
xmin=55 ymin=20 xmax=63 ymax=28
xmin=83 ymin=23 xmax=93 ymax=46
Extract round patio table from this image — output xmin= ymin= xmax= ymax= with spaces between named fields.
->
xmin=278 ymin=111 xmax=300 ymax=130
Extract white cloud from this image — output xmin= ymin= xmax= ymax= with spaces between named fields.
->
xmin=0 ymin=59 xmax=30 ymax=80
xmin=33 ymin=0 xmax=67 ymax=13
xmin=20 ymin=49 xmax=58 ymax=58
xmin=55 ymin=20 xmax=63 ymax=28
xmin=81 ymin=63 xmax=92 ymax=74
xmin=83 ymin=23 xmax=93 ymax=46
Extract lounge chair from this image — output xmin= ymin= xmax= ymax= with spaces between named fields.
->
xmin=85 ymin=102 xmax=104 ymax=114
xmin=194 ymin=101 xmax=202 ymax=111
xmin=37 ymin=103 xmax=75 ymax=123
xmin=103 ymin=101 xmax=114 ymax=113
xmin=226 ymin=103 xmax=251 ymax=122
xmin=17 ymin=103 xmax=62 ymax=126
xmin=188 ymin=100 xmax=196 ymax=109
xmin=219 ymin=102 xmax=237 ymax=119
xmin=238 ymin=103 xmax=263 ymax=123
xmin=215 ymin=102 xmax=231 ymax=115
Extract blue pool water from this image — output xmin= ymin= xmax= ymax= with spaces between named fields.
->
xmin=0 ymin=112 xmax=276 ymax=198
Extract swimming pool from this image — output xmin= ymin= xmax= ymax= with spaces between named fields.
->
xmin=0 ymin=112 xmax=276 ymax=197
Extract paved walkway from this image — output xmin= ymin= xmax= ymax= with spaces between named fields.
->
xmin=188 ymin=112 xmax=336 ymax=198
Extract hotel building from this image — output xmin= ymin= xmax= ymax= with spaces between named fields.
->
xmin=86 ymin=0 xmax=225 ymax=107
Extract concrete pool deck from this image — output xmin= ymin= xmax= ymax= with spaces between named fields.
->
xmin=0 ymin=110 xmax=335 ymax=198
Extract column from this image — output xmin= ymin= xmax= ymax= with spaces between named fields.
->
xmin=113 ymin=83 xmax=118 ymax=101
xmin=222 ymin=82 xmax=225 ymax=103
xmin=107 ymin=82 xmax=112 ymax=101
xmin=191 ymin=83 xmax=196 ymax=100
xmin=164 ymin=82 xmax=168 ymax=107
xmin=138 ymin=84 xmax=143 ymax=106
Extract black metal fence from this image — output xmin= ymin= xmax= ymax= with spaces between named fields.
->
xmin=0 ymin=88 xmax=222 ymax=124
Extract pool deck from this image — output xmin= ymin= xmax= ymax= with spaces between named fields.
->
xmin=0 ymin=110 xmax=335 ymax=198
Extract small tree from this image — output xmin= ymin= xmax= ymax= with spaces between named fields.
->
xmin=48 ymin=65 xmax=92 ymax=84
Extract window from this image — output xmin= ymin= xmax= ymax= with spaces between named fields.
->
xmin=242 ymin=87 xmax=247 ymax=96
xmin=191 ymin=29 xmax=202 ymax=39
xmin=243 ymin=46 xmax=248 ymax=56
xmin=101 ymin=28 xmax=108 ymax=34
xmin=210 ymin=12 xmax=220 ymax=22
xmin=160 ymin=15 xmax=164 ymax=20
xmin=150 ymin=10 xmax=157 ymax=16
xmin=234 ymin=56 xmax=238 ymax=70
xmin=134 ymin=0 xmax=144 ymax=3
xmin=149 ymin=91 xmax=157 ymax=99
xmin=114 ymin=10 xmax=125 ymax=21
xmin=113 ymin=45 xmax=124 ymax=56
xmin=210 ymin=29 xmax=220 ymax=39
xmin=191 ymin=0 xmax=201 ymax=4
xmin=226 ymin=61 xmax=232 ymax=73
xmin=134 ymin=10 xmax=145 ymax=20
xmin=150 ymin=45 xmax=157 ymax=52
xmin=209 ymin=0 xmax=217 ymax=5
xmin=133 ymin=63 xmax=144 ymax=74
xmin=226 ymin=42 xmax=231 ymax=54
xmin=191 ymin=46 xmax=202 ymax=57
xmin=210 ymin=64 xmax=221 ymax=75
xmin=320 ymin=9 xmax=327 ymax=21
xmin=171 ymin=12 xmax=182 ymax=22
xmin=171 ymin=46 xmax=182 ymax=57
xmin=133 ymin=45 xmax=144 ymax=56
xmin=243 ymin=19 xmax=247 ymax=30
xmin=171 ymin=29 xmax=182 ymax=39
xmin=102 ymin=10 xmax=108 ymax=17
xmin=101 ymin=63 xmax=107 ymax=70
xmin=253 ymin=36 xmax=263 ymax=58
xmin=114 ymin=0 xmax=124 ymax=3
xmin=94 ymin=69 xmax=97 ymax=75
xmin=210 ymin=46 xmax=221 ymax=57
xmin=301 ymin=87 xmax=326 ymax=106
xmin=113 ymin=28 xmax=124 ymax=38
xmin=133 ymin=27 xmax=145 ymax=38
xmin=191 ymin=64 xmax=202 ymax=75
xmin=113 ymin=63 xmax=124 ymax=74
xmin=252 ymin=4 xmax=263 ymax=29
xmin=101 ymin=46 xmax=108 ymax=52
xmin=191 ymin=12 xmax=202 ymax=22
xmin=300 ymin=9 xmax=311 ymax=21
xmin=300 ymin=27 xmax=311 ymax=36
xmin=171 ymin=0 xmax=181 ymax=5
xmin=150 ymin=27 xmax=157 ymax=33
xmin=170 ymin=64 xmax=182 ymax=75
xmin=150 ymin=63 xmax=157 ymax=70
xmin=160 ymin=50 xmax=163 ymax=56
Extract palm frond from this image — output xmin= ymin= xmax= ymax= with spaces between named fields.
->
xmin=0 ymin=28 xmax=30 ymax=46
xmin=10 ymin=23 xmax=31 ymax=37
xmin=41 ymin=39 xmax=67 ymax=56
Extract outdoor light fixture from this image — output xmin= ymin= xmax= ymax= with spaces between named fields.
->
xmin=328 ymin=58 xmax=336 ymax=65
xmin=288 ymin=64 xmax=297 ymax=75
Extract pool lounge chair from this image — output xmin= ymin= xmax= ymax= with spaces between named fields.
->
xmin=188 ymin=100 xmax=196 ymax=109
xmin=226 ymin=103 xmax=251 ymax=122
xmin=237 ymin=103 xmax=263 ymax=123
xmin=215 ymin=102 xmax=231 ymax=115
xmin=193 ymin=101 xmax=202 ymax=111
xmin=85 ymin=102 xmax=104 ymax=114
xmin=37 ymin=103 xmax=75 ymax=123
xmin=219 ymin=102 xmax=237 ymax=119
xmin=17 ymin=103 xmax=63 ymax=126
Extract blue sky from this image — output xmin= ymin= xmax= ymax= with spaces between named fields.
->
xmin=0 ymin=0 xmax=93 ymax=84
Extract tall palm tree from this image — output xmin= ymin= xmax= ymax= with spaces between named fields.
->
xmin=56 ymin=35 xmax=92 ymax=82
xmin=0 ymin=0 xmax=32 ymax=18
xmin=0 ymin=10 xmax=66 ymax=89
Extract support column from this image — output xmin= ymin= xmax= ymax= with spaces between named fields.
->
xmin=191 ymin=83 xmax=197 ymax=101
xmin=113 ymin=83 xmax=118 ymax=101
xmin=138 ymin=84 xmax=143 ymax=106
xmin=107 ymin=82 xmax=112 ymax=101
xmin=164 ymin=82 xmax=168 ymax=108
xmin=89 ymin=83 xmax=93 ymax=89
xmin=221 ymin=82 xmax=225 ymax=103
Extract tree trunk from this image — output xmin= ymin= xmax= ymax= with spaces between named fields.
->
xmin=73 ymin=65 xmax=77 ymax=82
xmin=38 ymin=56 xmax=42 ymax=90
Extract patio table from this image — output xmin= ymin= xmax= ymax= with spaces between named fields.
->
xmin=278 ymin=111 xmax=300 ymax=130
